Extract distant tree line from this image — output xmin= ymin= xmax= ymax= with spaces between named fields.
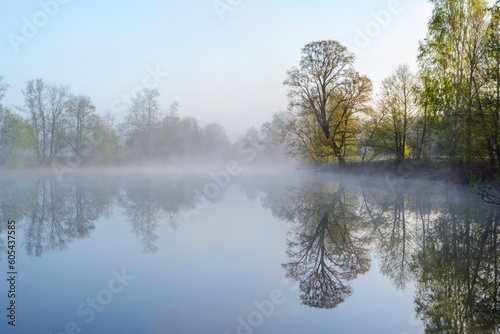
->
xmin=0 ymin=77 xmax=263 ymax=167
xmin=5 ymin=0 xmax=497 ymax=173
xmin=0 ymin=75 xmax=289 ymax=168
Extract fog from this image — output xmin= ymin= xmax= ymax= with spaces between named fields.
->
xmin=2 ymin=1 xmax=432 ymax=140
xmin=3 ymin=1 xmax=500 ymax=333
xmin=1 ymin=169 xmax=499 ymax=332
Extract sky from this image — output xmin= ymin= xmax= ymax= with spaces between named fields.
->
xmin=1 ymin=0 xmax=433 ymax=140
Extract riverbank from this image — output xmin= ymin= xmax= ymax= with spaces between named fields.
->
xmin=318 ymin=159 xmax=498 ymax=185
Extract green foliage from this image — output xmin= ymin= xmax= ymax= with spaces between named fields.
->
xmin=283 ymin=40 xmax=372 ymax=165
xmin=122 ymin=96 xmax=232 ymax=163
xmin=418 ymin=0 xmax=495 ymax=164
xmin=0 ymin=106 xmax=36 ymax=166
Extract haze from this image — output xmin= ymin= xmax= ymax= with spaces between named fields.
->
xmin=1 ymin=0 xmax=432 ymax=140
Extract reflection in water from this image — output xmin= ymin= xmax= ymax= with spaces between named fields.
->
xmin=119 ymin=179 xmax=162 ymax=254
xmin=412 ymin=192 xmax=500 ymax=333
xmin=365 ymin=187 xmax=422 ymax=290
xmin=0 ymin=173 xmax=204 ymax=255
xmin=0 ymin=171 xmax=499 ymax=331
xmin=24 ymin=177 xmax=114 ymax=256
xmin=118 ymin=175 xmax=201 ymax=253
xmin=252 ymin=174 xmax=500 ymax=332
xmin=271 ymin=180 xmax=370 ymax=309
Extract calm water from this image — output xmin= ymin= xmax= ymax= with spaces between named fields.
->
xmin=0 ymin=169 xmax=498 ymax=334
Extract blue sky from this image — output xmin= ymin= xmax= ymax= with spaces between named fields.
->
xmin=1 ymin=0 xmax=433 ymax=139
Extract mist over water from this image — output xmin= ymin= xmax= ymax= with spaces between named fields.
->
xmin=3 ymin=1 xmax=500 ymax=331
xmin=0 ymin=168 xmax=497 ymax=333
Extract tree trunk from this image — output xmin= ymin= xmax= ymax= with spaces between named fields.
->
xmin=337 ymin=153 xmax=346 ymax=166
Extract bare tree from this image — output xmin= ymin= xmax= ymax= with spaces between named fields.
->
xmin=66 ymin=95 xmax=97 ymax=158
xmin=124 ymin=88 xmax=160 ymax=158
xmin=22 ymin=80 xmax=72 ymax=165
xmin=46 ymin=84 xmax=70 ymax=161
xmin=23 ymin=79 xmax=47 ymax=165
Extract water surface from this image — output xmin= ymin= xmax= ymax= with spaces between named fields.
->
xmin=0 ymin=169 xmax=497 ymax=333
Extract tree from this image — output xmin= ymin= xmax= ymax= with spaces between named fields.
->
xmin=0 ymin=78 xmax=34 ymax=165
xmin=64 ymin=95 xmax=116 ymax=164
xmin=283 ymin=40 xmax=372 ymax=165
xmin=153 ymin=112 xmax=202 ymax=162
xmin=199 ymin=123 xmax=231 ymax=160
xmin=0 ymin=110 xmax=35 ymax=166
xmin=475 ymin=2 xmax=500 ymax=168
xmin=0 ymin=76 xmax=8 ymax=101
xmin=23 ymin=79 xmax=47 ymax=165
xmin=418 ymin=0 xmax=491 ymax=164
xmin=46 ymin=84 xmax=71 ymax=162
xmin=22 ymin=79 xmax=72 ymax=165
xmin=66 ymin=95 xmax=96 ymax=157
xmin=124 ymin=88 xmax=160 ymax=159
xmin=376 ymin=64 xmax=420 ymax=162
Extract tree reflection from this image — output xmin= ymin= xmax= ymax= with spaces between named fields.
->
xmin=365 ymin=187 xmax=419 ymax=290
xmin=2 ymin=169 xmax=500 ymax=330
xmin=0 ymin=175 xmax=36 ymax=261
xmin=378 ymin=191 xmax=412 ymax=288
xmin=360 ymin=180 xmax=439 ymax=290
xmin=118 ymin=174 xmax=203 ymax=253
xmin=0 ymin=171 xmax=213 ymax=257
xmin=270 ymin=180 xmax=370 ymax=309
xmin=412 ymin=192 xmax=500 ymax=333
xmin=23 ymin=176 xmax=114 ymax=256
xmin=119 ymin=178 xmax=161 ymax=254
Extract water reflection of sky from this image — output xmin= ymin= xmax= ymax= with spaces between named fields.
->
xmin=0 ymin=178 xmax=424 ymax=334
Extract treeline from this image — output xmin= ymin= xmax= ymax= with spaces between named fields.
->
xmin=0 ymin=77 xmax=286 ymax=168
xmin=5 ymin=0 xmax=497 ymax=173
xmin=275 ymin=0 xmax=500 ymax=175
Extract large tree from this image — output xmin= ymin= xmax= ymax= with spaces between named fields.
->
xmin=283 ymin=40 xmax=372 ymax=165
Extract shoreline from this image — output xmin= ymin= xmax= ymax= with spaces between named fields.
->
xmin=316 ymin=160 xmax=498 ymax=185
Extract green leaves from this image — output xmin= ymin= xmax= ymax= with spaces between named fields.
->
xmin=283 ymin=40 xmax=372 ymax=165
